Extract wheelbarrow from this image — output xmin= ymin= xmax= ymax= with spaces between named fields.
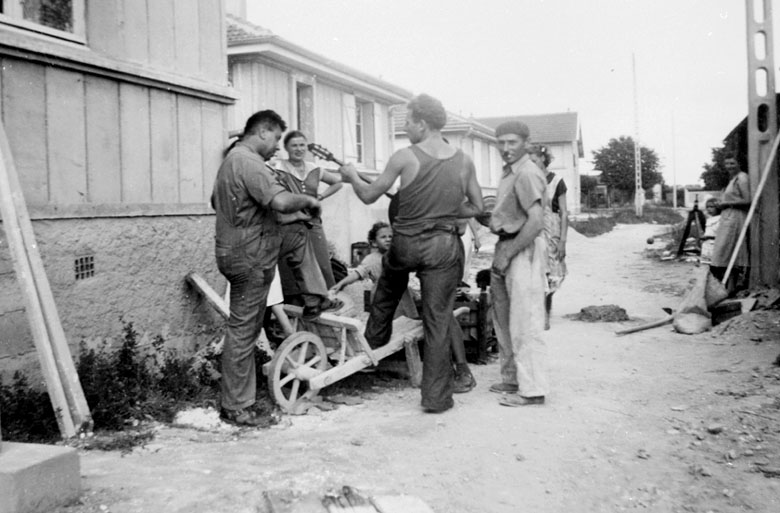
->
xmin=186 ymin=272 xmax=468 ymax=412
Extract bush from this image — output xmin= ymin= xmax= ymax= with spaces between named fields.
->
xmin=570 ymin=207 xmax=684 ymax=238
xmin=571 ymin=216 xmax=617 ymax=237
xmin=0 ymin=320 xmax=225 ymax=444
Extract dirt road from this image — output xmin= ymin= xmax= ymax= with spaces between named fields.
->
xmin=60 ymin=224 xmax=780 ymax=513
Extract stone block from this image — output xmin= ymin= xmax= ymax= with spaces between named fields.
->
xmin=0 ymin=442 xmax=80 ymax=513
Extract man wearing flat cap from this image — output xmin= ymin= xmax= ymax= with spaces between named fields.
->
xmin=489 ymin=120 xmax=549 ymax=406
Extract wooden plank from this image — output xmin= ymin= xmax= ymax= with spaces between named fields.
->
xmin=46 ymin=67 xmax=87 ymax=204
xmin=198 ymin=0 xmax=225 ymax=83
xmin=0 ymin=122 xmax=91 ymax=431
xmin=121 ymin=0 xmax=149 ymax=64
xmin=1 ymin=59 xmax=47 ymax=204
xmin=119 ymin=83 xmax=152 ymax=203
xmin=200 ymin=100 xmax=224 ymax=200
xmin=186 ymin=272 xmax=229 ymax=319
xmin=85 ymin=0 xmax=123 ymax=59
xmin=0 ymin=121 xmax=75 ymax=438
xmin=150 ymin=90 xmax=179 ymax=203
xmin=177 ymin=95 xmax=203 ymax=202
xmin=147 ymin=0 xmax=176 ymax=70
xmin=85 ymin=76 xmax=122 ymax=203
xmin=173 ymin=0 xmax=200 ymax=77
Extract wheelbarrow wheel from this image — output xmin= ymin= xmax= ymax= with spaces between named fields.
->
xmin=267 ymin=331 xmax=328 ymax=412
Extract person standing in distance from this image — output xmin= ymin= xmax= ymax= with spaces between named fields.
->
xmin=338 ymin=94 xmax=483 ymax=413
xmin=489 ymin=121 xmax=549 ymax=407
xmin=211 ymin=110 xmax=321 ymax=426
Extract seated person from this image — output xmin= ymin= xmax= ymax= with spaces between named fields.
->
xmin=700 ymin=198 xmax=721 ymax=265
xmin=332 ymin=222 xmax=476 ymax=393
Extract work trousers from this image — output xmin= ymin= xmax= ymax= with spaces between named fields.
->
xmin=217 ymin=253 xmax=275 ymax=411
xmin=309 ymin=221 xmax=336 ymax=288
xmin=491 ymin=236 xmax=549 ymax=397
xmin=365 ymin=230 xmax=464 ymax=411
xmin=278 ymin=222 xmax=329 ymax=307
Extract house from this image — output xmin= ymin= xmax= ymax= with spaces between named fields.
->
xmin=392 ymin=110 xmax=502 ymax=195
xmin=0 ymin=0 xmax=233 ymax=377
xmin=477 ymin=112 xmax=585 ymax=214
xmin=226 ymin=8 xmax=412 ymax=259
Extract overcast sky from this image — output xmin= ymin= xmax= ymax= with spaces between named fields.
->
xmin=247 ymin=0 xmax=774 ymax=186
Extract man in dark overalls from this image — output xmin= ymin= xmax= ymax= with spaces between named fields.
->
xmin=338 ymin=94 xmax=483 ymax=413
xmin=212 ymin=110 xmax=321 ymax=426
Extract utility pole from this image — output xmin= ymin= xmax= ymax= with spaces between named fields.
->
xmin=746 ymin=0 xmax=779 ymax=286
xmin=632 ymin=53 xmax=643 ymax=216
xmin=671 ymin=110 xmax=677 ymax=209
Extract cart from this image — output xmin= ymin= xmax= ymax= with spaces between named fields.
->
xmin=186 ymin=272 xmax=468 ymax=412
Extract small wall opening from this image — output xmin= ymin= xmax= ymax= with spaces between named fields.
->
xmin=74 ymin=255 xmax=95 ymax=280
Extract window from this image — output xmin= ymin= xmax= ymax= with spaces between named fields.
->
xmin=355 ymin=100 xmax=375 ymax=167
xmin=1 ymin=0 xmax=85 ymax=41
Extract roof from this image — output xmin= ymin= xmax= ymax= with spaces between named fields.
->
xmin=391 ymin=108 xmax=496 ymax=140
xmin=226 ymin=15 xmax=412 ymax=102
xmin=476 ymin=112 xmax=581 ymax=144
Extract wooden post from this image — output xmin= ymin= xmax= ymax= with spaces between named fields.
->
xmin=0 ymin=126 xmax=76 ymax=438
xmin=746 ymin=0 xmax=780 ymax=286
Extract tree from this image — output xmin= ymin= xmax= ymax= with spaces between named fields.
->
xmin=591 ymin=136 xmax=663 ymax=198
xmin=700 ymin=146 xmax=732 ymax=190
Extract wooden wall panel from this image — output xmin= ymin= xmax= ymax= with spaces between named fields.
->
xmin=85 ymin=77 xmax=122 ymax=203
xmin=174 ymin=0 xmax=201 ymax=77
xmin=150 ymin=90 xmax=179 ymax=203
xmin=199 ymin=0 xmax=225 ymax=84
xmin=148 ymin=0 xmax=176 ymax=70
xmin=119 ymin=83 xmax=152 ymax=203
xmin=46 ymin=68 xmax=87 ymax=204
xmin=2 ymin=59 xmax=48 ymax=204
xmin=85 ymin=0 xmax=123 ymax=60
xmin=201 ymin=101 xmax=224 ymax=200
xmin=177 ymin=96 xmax=204 ymax=202
xmin=228 ymin=62 xmax=254 ymax=130
xmin=122 ymin=0 xmax=150 ymax=64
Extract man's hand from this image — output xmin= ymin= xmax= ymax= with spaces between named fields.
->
xmin=306 ymin=197 xmax=321 ymax=218
xmin=339 ymin=163 xmax=359 ymax=184
xmin=557 ymin=239 xmax=566 ymax=259
xmin=492 ymin=244 xmax=512 ymax=276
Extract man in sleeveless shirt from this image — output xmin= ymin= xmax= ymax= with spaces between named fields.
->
xmin=338 ymin=94 xmax=483 ymax=413
xmin=212 ymin=110 xmax=321 ymax=426
xmin=488 ymin=121 xmax=549 ymax=407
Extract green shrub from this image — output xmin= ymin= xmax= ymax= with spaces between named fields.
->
xmin=571 ymin=216 xmax=617 ymax=237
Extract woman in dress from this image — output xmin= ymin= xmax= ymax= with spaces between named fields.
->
xmin=709 ymin=155 xmax=751 ymax=290
xmin=529 ymin=144 xmax=568 ymax=330
xmin=274 ymin=131 xmax=343 ymax=288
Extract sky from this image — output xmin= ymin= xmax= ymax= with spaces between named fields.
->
xmin=246 ymin=0 xmax=774 ymax=186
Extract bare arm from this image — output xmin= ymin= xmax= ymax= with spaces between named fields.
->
xmin=558 ymin=192 xmax=568 ymax=258
xmin=318 ymin=170 xmax=344 ymax=200
xmin=492 ymin=201 xmax=544 ymax=274
xmin=339 ymin=150 xmax=408 ymax=204
xmin=331 ymin=270 xmax=361 ymax=293
xmin=269 ymin=191 xmax=320 ymax=215
xmin=457 ymin=158 xmax=484 ymax=218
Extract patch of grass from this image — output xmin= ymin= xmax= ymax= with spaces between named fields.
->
xmin=571 ymin=216 xmax=617 ymax=237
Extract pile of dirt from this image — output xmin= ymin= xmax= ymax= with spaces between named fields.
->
xmin=568 ymin=304 xmax=629 ymax=322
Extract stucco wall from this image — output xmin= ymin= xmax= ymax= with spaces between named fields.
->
xmin=0 ymin=216 xmax=226 ymax=380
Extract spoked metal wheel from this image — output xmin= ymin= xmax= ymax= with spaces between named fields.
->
xmin=267 ymin=331 xmax=328 ymax=412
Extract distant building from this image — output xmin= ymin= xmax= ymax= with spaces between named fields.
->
xmin=226 ymin=11 xmax=412 ymax=257
xmin=392 ymin=110 xmax=501 ymax=194
xmin=476 ymin=113 xmax=584 ymax=214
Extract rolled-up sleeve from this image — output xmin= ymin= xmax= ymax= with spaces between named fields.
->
xmin=242 ymin=163 xmax=286 ymax=207
xmin=514 ymin=168 xmax=545 ymax=212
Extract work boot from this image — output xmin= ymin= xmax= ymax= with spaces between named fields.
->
xmin=453 ymin=364 xmax=476 ymax=393
xmin=220 ymin=405 xmax=266 ymax=427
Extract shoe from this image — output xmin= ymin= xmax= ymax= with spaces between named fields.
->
xmin=489 ymin=382 xmax=519 ymax=394
xmin=498 ymin=395 xmax=545 ymax=407
xmin=422 ymin=397 xmax=454 ymax=414
xmin=454 ymin=368 xmax=476 ymax=393
xmin=302 ymin=304 xmax=321 ymax=322
xmin=320 ymin=297 xmax=344 ymax=312
xmin=220 ymin=406 xmax=266 ymax=427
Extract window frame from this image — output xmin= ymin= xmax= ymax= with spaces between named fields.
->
xmin=0 ymin=0 xmax=86 ymax=45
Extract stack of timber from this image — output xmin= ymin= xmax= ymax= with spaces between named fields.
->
xmin=0 ymin=122 xmax=91 ymax=439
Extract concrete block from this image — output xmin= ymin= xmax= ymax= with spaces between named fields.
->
xmin=0 ymin=442 xmax=80 ymax=513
